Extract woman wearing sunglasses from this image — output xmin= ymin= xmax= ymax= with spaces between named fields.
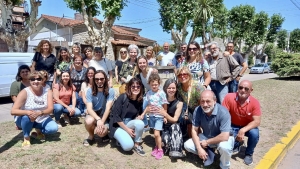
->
xmin=109 ymin=78 xmax=146 ymax=156
xmin=176 ymin=67 xmax=206 ymax=137
xmin=182 ymin=41 xmax=211 ymax=89
xmin=11 ymin=71 xmax=58 ymax=148
xmin=53 ymin=71 xmax=81 ymax=127
xmin=115 ymin=48 xmax=129 ymax=83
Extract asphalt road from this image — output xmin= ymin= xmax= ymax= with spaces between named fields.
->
xmin=0 ymin=73 xmax=278 ymax=123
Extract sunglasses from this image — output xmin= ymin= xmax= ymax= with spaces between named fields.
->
xmin=30 ymin=78 xmax=42 ymax=81
xmin=120 ymin=51 xmax=127 ymax=54
xmin=238 ymin=86 xmax=250 ymax=91
xmin=227 ymin=46 xmax=234 ymax=48
xmin=177 ymin=73 xmax=189 ymax=78
xmin=95 ymin=78 xmax=105 ymax=81
xmin=131 ymin=85 xmax=141 ymax=89
xmin=188 ymin=47 xmax=198 ymax=51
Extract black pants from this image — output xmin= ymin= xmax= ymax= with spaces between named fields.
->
xmin=162 ymin=123 xmax=183 ymax=152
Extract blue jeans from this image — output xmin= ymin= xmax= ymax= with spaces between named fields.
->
xmin=228 ymin=79 xmax=239 ymax=93
xmin=75 ymin=92 xmax=85 ymax=114
xmin=15 ymin=115 xmax=58 ymax=137
xmin=231 ymin=124 xmax=259 ymax=155
xmin=53 ymin=104 xmax=81 ymax=121
xmin=184 ymin=133 xmax=234 ymax=169
xmin=209 ymin=81 xmax=228 ymax=104
xmin=46 ymin=81 xmax=53 ymax=88
xmin=114 ymin=118 xmax=144 ymax=151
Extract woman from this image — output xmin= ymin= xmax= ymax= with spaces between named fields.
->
xmin=53 ymin=71 xmax=81 ymax=127
xmin=145 ymin=46 xmax=157 ymax=66
xmin=182 ymin=41 xmax=211 ymax=89
xmin=119 ymin=44 xmax=139 ymax=84
xmin=83 ymin=47 xmax=93 ymax=68
xmin=30 ymin=40 xmax=56 ymax=88
xmin=154 ymin=78 xmax=184 ymax=158
xmin=81 ymin=67 xmax=96 ymax=114
xmin=115 ymin=48 xmax=129 ymax=82
xmin=39 ymin=70 xmax=51 ymax=91
xmin=10 ymin=65 xmax=31 ymax=102
xmin=11 ymin=71 xmax=58 ymax=148
xmin=71 ymin=42 xmax=85 ymax=60
xmin=176 ymin=67 xmax=206 ymax=137
xmin=70 ymin=55 xmax=87 ymax=115
xmin=109 ymin=78 xmax=146 ymax=156
xmin=54 ymin=47 xmax=72 ymax=84
xmin=136 ymin=55 xmax=157 ymax=92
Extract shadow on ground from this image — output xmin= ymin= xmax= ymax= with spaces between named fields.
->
xmin=272 ymin=76 xmax=300 ymax=81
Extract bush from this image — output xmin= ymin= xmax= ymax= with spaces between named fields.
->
xmin=272 ymin=52 xmax=300 ymax=76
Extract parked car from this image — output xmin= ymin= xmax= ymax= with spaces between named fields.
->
xmin=0 ymin=52 xmax=34 ymax=98
xmin=267 ymin=62 xmax=274 ymax=73
xmin=249 ymin=63 xmax=270 ymax=74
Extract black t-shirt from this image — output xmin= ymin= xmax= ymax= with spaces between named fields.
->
xmin=232 ymin=52 xmax=245 ymax=66
xmin=164 ymin=99 xmax=179 ymax=128
xmin=115 ymin=60 xmax=125 ymax=75
xmin=32 ymin=52 xmax=56 ymax=75
xmin=124 ymin=99 xmax=141 ymax=119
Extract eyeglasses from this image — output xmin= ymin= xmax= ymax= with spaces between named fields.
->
xmin=95 ymin=52 xmax=102 ymax=54
xmin=188 ymin=47 xmax=198 ymax=51
xmin=227 ymin=46 xmax=234 ymax=48
xmin=30 ymin=78 xmax=42 ymax=81
xmin=238 ymin=86 xmax=250 ymax=91
xmin=120 ymin=51 xmax=127 ymax=54
xmin=131 ymin=85 xmax=141 ymax=89
xmin=177 ymin=73 xmax=189 ymax=78
xmin=95 ymin=78 xmax=105 ymax=81
xmin=210 ymin=47 xmax=217 ymax=50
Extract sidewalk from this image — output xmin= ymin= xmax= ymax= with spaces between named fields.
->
xmin=277 ymin=138 xmax=300 ymax=169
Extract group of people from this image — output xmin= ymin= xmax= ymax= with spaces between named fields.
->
xmin=9 ymin=39 xmax=261 ymax=169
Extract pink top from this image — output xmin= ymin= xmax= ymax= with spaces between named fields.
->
xmin=53 ymin=84 xmax=76 ymax=105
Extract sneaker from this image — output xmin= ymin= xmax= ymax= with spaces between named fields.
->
xmin=56 ymin=121 xmax=62 ymax=128
xmin=31 ymin=132 xmax=45 ymax=140
xmin=116 ymin=140 xmax=120 ymax=147
xmin=101 ymin=135 xmax=110 ymax=143
xmin=169 ymin=151 xmax=185 ymax=158
xmin=233 ymin=141 xmax=243 ymax=154
xmin=151 ymin=146 xmax=158 ymax=157
xmin=244 ymin=155 xmax=253 ymax=165
xmin=133 ymin=145 xmax=145 ymax=156
xmin=155 ymin=149 xmax=164 ymax=160
xmin=22 ymin=140 xmax=31 ymax=148
xmin=63 ymin=114 xmax=71 ymax=124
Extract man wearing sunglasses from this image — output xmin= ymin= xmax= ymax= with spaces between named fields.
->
xmin=226 ymin=42 xmax=248 ymax=93
xmin=207 ymin=42 xmax=240 ymax=104
xmin=222 ymin=80 xmax=261 ymax=166
xmin=83 ymin=70 xmax=115 ymax=146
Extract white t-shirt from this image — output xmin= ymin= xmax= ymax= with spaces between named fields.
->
xmin=89 ymin=58 xmax=113 ymax=77
xmin=140 ymin=68 xmax=153 ymax=92
xmin=160 ymin=51 xmax=175 ymax=66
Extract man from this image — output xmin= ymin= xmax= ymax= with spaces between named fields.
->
xmin=159 ymin=42 xmax=175 ymax=66
xmin=222 ymin=80 xmax=261 ymax=165
xmin=226 ymin=42 xmax=248 ymax=93
xmin=203 ymin=50 xmax=212 ymax=61
xmin=184 ymin=90 xmax=234 ymax=169
xmin=207 ymin=42 xmax=240 ymax=104
xmin=83 ymin=70 xmax=115 ymax=146
xmin=89 ymin=47 xmax=113 ymax=87
xmin=172 ymin=42 xmax=187 ymax=68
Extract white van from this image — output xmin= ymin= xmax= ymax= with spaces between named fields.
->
xmin=0 ymin=52 xmax=35 ymax=98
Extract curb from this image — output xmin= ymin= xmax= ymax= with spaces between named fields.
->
xmin=255 ymin=121 xmax=300 ymax=169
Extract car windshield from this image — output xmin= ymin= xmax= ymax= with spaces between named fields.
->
xmin=254 ymin=64 xmax=264 ymax=67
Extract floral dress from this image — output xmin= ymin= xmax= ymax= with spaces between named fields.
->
xmin=181 ymin=59 xmax=209 ymax=83
xmin=54 ymin=60 xmax=72 ymax=82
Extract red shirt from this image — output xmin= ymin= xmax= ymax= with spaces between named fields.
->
xmin=222 ymin=93 xmax=261 ymax=126
xmin=53 ymin=84 xmax=76 ymax=105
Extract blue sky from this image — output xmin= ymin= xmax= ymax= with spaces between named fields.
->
xmin=37 ymin=0 xmax=300 ymax=45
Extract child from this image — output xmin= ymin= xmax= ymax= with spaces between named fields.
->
xmin=140 ymin=73 xmax=168 ymax=160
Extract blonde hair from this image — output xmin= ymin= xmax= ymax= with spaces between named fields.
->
xmin=176 ymin=67 xmax=193 ymax=85
xmin=29 ymin=71 xmax=43 ymax=79
xmin=146 ymin=46 xmax=156 ymax=59
xmin=119 ymin=47 xmax=129 ymax=61
xmin=39 ymin=70 xmax=49 ymax=81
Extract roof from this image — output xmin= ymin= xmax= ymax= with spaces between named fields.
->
xmin=111 ymin=39 xmax=148 ymax=47
xmin=38 ymin=14 xmax=101 ymax=27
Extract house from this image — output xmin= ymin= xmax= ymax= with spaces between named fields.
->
xmin=28 ymin=13 xmax=156 ymax=60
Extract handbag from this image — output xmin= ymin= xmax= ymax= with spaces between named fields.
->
xmin=119 ymin=66 xmax=137 ymax=94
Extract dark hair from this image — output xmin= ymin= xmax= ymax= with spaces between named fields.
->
xmin=94 ymin=47 xmax=103 ymax=56
xmin=175 ymin=52 xmax=185 ymax=60
xmin=126 ymin=77 xmax=144 ymax=102
xmin=180 ymin=42 xmax=187 ymax=46
xmin=58 ymin=71 xmax=73 ymax=90
xmin=148 ymin=73 xmax=160 ymax=84
xmin=16 ymin=65 xmax=30 ymax=81
xmin=73 ymin=54 xmax=84 ymax=64
xmin=84 ymin=67 xmax=96 ymax=84
xmin=186 ymin=41 xmax=203 ymax=62
xmin=227 ymin=41 xmax=234 ymax=46
xmin=163 ymin=78 xmax=180 ymax=100
xmin=36 ymin=40 xmax=53 ymax=53
xmin=83 ymin=47 xmax=93 ymax=53
xmin=57 ymin=47 xmax=71 ymax=63
xmin=137 ymin=55 xmax=148 ymax=73
xmin=92 ymin=70 xmax=109 ymax=96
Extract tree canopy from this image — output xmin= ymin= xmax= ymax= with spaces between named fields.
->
xmin=289 ymin=28 xmax=300 ymax=52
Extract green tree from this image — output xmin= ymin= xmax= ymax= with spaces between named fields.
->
xmin=212 ymin=4 xmax=228 ymax=43
xmin=64 ymin=0 xmax=127 ymax=50
xmin=272 ymin=52 xmax=300 ymax=76
xmin=0 ymin=0 xmax=41 ymax=52
xmin=277 ymin=29 xmax=288 ymax=49
xmin=289 ymin=28 xmax=300 ymax=52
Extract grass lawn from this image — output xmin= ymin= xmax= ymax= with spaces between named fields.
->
xmin=0 ymin=77 xmax=300 ymax=169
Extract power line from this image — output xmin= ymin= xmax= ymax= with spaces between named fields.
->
xmin=134 ymin=0 xmax=159 ymax=7
xmin=290 ymin=0 xmax=300 ymax=10
xmin=128 ymin=1 xmax=158 ymax=12
xmin=115 ymin=18 xmax=160 ymax=25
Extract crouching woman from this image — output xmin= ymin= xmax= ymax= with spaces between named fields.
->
xmin=11 ymin=71 xmax=58 ymax=148
xmin=109 ymin=78 xmax=146 ymax=156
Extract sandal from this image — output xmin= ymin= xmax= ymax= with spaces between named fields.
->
xmin=22 ymin=140 xmax=31 ymax=148
xmin=31 ymin=132 xmax=45 ymax=140
xmin=101 ymin=135 xmax=110 ymax=143
xmin=83 ymin=138 xmax=95 ymax=146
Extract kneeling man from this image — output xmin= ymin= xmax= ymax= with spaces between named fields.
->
xmin=184 ymin=90 xmax=234 ymax=169
xmin=222 ymin=80 xmax=261 ymax=165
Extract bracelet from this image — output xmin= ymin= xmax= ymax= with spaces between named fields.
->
xmin=96 ymin=118 xmax=101 ymax=122
xmin=203 ymin=84 xmax=207 ymax=88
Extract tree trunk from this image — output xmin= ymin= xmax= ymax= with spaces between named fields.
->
xmin=238 ymin=39 xmax=242 ymax=53
xmin=189 ymin=28 xmax=197 ymax=44
xmin=202 ymin=21 xmax=207 ymax=44
xmin=171 ymin=29 xmax=182 ymax=51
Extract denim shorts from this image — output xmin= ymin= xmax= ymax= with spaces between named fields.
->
xmin=149 ymin=116 xmax=163 ymax=131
